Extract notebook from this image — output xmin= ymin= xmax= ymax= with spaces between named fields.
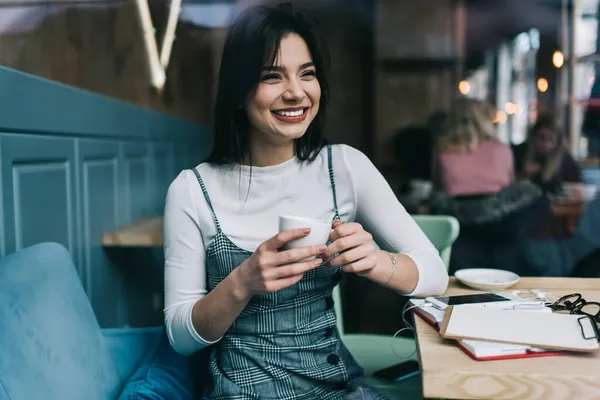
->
xmin=457 ymin=339 xmax=564 ymax=361
xmin=409 ymin=299 xmax=566 ymax=361
xmin=440 ymin=305 xmax=600 ymax=352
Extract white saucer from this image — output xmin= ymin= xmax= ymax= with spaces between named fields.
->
xmin=454 ymin=268 xmax=520 ymax=291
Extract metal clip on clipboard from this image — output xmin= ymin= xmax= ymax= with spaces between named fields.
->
xmin=578 ymin=316 xmax=600 ymax=342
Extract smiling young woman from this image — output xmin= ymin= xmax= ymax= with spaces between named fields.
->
xmin=163 ymin=4 xmax=448 ymax=400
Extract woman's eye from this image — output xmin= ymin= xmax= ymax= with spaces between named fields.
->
xmin=302 ymin=70 xmax=316 ymax=78
xmin=260 ymin=73 xmax=281 ymax=81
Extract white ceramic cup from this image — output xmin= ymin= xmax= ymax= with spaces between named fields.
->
xmin=278 ymin=215 xmax=332 ymax=260
xmin=409 ymin=179 xmax=433 ymax=202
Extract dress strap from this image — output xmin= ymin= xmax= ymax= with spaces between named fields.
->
xmin=327 ymin=145 xmax=341 ymax=220
xmin=191 ymin=168 xmax=222 ymax=233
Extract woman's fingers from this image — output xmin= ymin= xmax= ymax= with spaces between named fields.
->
xmin=271 ymin=258 xmax=322 ymax=280
xmin=263 ymin=228 xmax=311 ymax=251
xmin=324 ymin=233 xmax=364 ymax=258
xmin=329 ymin=243 xmax=374 ymax=267
xmin=341 ymin=255 xmax=378 ymax=275
xmin=267 ymin=273 xmax=306 ymax=292
xmin=274 ymin=244 xmax=326 ymax=266
xmin=329 ymin=222 xmax=366 ymax=243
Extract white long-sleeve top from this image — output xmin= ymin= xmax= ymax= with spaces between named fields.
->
xmin=163 ymin=144 xmax=448 ymax=355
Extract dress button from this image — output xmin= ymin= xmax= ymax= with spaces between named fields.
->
xmin=327 ymin=354 xmax=340 ymax=365
xmin=325 ymin=297 xmax=334 ymax=310
xmin=331 ymin=271 xmax=343 ymax=283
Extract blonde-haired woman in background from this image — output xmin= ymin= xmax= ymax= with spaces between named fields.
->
xmin=433 ymin=98 xmax=514 ymax=196
xmin=430 ymin=99 xmax=543 ymax=275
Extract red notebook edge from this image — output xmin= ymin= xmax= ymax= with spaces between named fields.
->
xmin=455 ymin=341 xmax=567 ymax=361
xmin=412 ymin=306 xmax=440 ymax=331
xmin=410 ymin=306 xmax=567 ymax=361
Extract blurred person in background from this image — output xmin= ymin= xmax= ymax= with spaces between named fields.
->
xmin=433 ymin=98 xmax=514 ymax=196
xmin=393 ymin=110 xmax=447 ymax=188
xmin=429 ymin=99 xmax=544 ymax=275
xmin=513 ymin=115 xmax=582 ymax=194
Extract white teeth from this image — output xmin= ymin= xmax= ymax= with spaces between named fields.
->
xmin=274 ymin=109 xmax=305 ymax=117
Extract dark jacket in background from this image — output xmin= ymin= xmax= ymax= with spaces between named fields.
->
xmin=512 ymin=142 xmax=582 ymax=194
xmin=393 ymin=126 xmax=433 ymax=186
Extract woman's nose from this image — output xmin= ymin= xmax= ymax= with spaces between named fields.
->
xmin=282 ymin=79 xmax=305 ymax=101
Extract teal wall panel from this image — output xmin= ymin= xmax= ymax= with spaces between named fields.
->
xmin=0 ymin=134 xmax=78 ymax=266
xmin=151 ymin=143 xmax=176 ymax=216
xmin=0 ymin=66 xmax=210 ymax=328
xmin=78 ymin=139 xmax=121 ymax=328
xmin=121 ymin=142 xmax=152 ymax=222
xmin=0 ymin=66 xmax=200 ymax=141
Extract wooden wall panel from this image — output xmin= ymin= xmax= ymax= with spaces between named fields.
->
xmin=0 ymin=5 xmax=214 ymax=124
xmin=376 ymin=0 xmax=456 ymax=60
xmin=372 ymin=0 xmax=462 ymax=165
xmin=374 ymin=69 xmax=454 ymax=164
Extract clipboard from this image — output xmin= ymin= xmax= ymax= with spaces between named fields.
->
xmin=439 ymin=305 xmax=600 ymax=352
xmin=410 ymin=300 xmax=567 ymax=361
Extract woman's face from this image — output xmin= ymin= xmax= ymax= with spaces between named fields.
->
xmin=245 ymin=33 xmax=321 ymax=145
xmin=533 ymin=127 xmax=559 ymax=155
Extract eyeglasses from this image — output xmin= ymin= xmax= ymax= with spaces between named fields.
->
xmin=551 ymin=293 xmax=600 ymax=322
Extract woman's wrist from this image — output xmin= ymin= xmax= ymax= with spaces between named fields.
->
xmin=366 ymin=250 xmax=419 ymax=294
xmin=364 ymin=250 xmax=393 ymax=280
xmin=229 ymin=265 xmax=252 ymax=303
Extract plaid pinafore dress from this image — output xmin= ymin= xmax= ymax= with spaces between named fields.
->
xmin=193 ymin=145 xmax=387 ymax=400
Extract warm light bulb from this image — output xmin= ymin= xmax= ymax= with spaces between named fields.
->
xmin=537 ymin=78 xmax=548 ymax=92
xmin=458 ymin=80 xmax=470 ymax=95
xmin=553 ymin=50 xmax=564 ymax=68
xmin=505 ymin=102 xmax=517 ymax=115
xmin=493 ymin=111 xmax=507 ymax=124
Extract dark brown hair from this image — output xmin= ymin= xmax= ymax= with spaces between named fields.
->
xmin=206 ymin=4 xmax=330 ymax=165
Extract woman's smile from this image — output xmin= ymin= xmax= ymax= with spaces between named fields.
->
xmin=271 ymin=107 xmax=309 ymax=123
xmin=245 ymin=33 xmax=321 ymax=144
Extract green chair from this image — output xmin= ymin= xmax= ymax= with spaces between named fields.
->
xmin=411 ymin=214 xmax=460 ymax=268
xmin=333 ymin=215 xmax=460 ymax=398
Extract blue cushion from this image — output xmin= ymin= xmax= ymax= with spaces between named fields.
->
xmin=118 ymin=331 xmax=196 ymax=400
xmin=103 ymin=327 xmax=164 ymax=386
xmin=0 ymin=242 xmax=121 ymax=400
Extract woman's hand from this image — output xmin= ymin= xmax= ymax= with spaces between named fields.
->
xmin=323 ymin=220 xmax=378 ymax=276
xmin=523 ymin=161 xmax=541 ymax=176
xmin=236 ymin=228 xmax=325 ymax=300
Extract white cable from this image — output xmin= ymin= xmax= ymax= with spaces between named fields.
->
xmin=390 ymin=302 xmax=434 ymax=359
xmin=512 ymin=289 xmax=557 ymax=304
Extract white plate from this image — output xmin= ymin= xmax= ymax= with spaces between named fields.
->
xmin=454 ymin=268 xmax=520 ymax=291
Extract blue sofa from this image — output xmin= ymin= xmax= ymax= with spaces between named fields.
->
xmin=0 ymin=242 xmax=197 ymax=400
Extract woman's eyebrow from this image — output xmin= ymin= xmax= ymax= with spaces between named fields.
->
xmin=261 ymin=62 xmax=315 ymax=72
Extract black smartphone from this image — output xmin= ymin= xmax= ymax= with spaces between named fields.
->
xmin=372 ymin=360 xmax=420 ymax=382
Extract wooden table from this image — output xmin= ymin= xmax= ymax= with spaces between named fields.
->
xmin=102 ymin=217 xmax=164 ymax=247
xmin=415 ymin=277 xmax=600 ymax=400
